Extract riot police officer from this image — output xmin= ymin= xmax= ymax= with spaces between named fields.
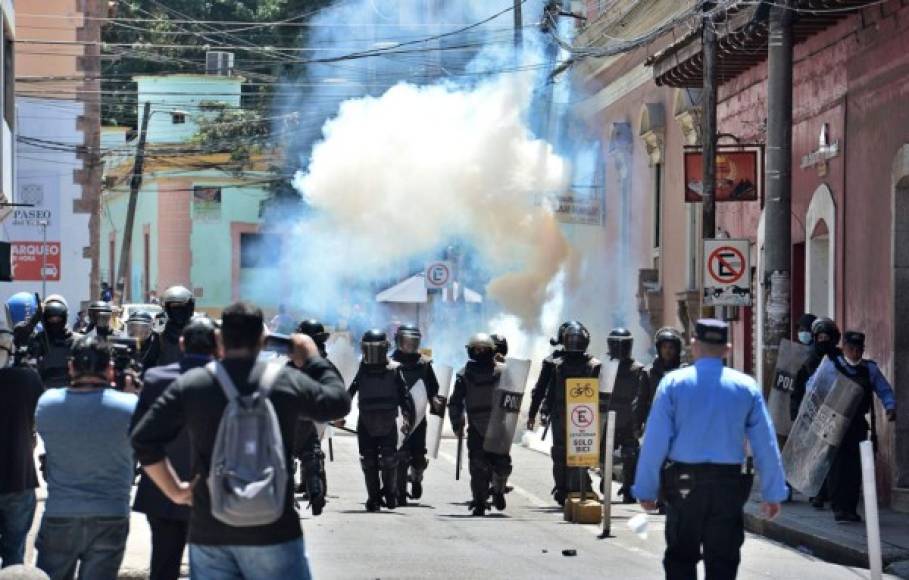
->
xmin=527 ymin=321 xmax=570 ymax=432
xmin=346 ymin=330 xmax=414 ymax=512
xmin=606 ymin=327 xmax=649 ymax=503
xmin=143 ymin=286 xmax=195 ymax=368
xmin=449 ymin=334 xmax=512 ymax=516
xmin=31 ymin=295 xmax=80 ymax=388
xmin=291 ymin=319 xmax=339 ymax=515
xmin=546 ymin=321 xmax=601 ymax=506
xmin=84 ymin=301 xmax=115 ymax=340
xmin=490 ymin=333 xmax=508 ymax=364
xmin=636 ymin=327 xmax=684 ymax=433
xmin=390 ymin=324 xmax=440 ymax=505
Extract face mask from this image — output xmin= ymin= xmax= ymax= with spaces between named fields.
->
xmin=798 ymin=331 xmax=812 ymax=345
xmin=845 ymin=355 xmax=862 ymax=367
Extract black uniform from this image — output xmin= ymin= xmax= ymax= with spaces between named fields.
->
xmin=30 ymin=329 xmax=78 ymax=389
xmin=349 ymin=362 xmax=413 ymax=510
xmin=449 ymin=360 xmax=512 ymax=513
xmin=528 ymin=351 xmax=563 ymax=425
xmin=391 ymin=351 xmax=440 ymax=503
xmin=548 ymin=353 xmax=601 ymax=502
xmin=608 ymin=358 xmax=649 ymax=501
xmin=636 ymin=358 xmax=681 ymax=432
xmin=142 ymin=323 xmax=184 ymax=369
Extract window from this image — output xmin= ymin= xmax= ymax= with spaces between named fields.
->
xmin=240 ymin=233 xmax=281 ymax=268
xmin=653 ymin=163 xmax=662 ymax=250
xmin=171 ymin=112 xmax=186 ymax=124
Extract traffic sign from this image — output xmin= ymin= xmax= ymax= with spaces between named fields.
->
xmin=424 ymin=261 xmax=453 ymax=289
xmin=565 ymin=377 xmax=600 ymax=468
xmin=703 ymin=239 xmax=751 ymax=306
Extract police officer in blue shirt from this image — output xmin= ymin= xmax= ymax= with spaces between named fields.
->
xmin=821 ymin=330 xmax=896 ymax=523
xmin=633 ymin=319 xmax=786 ymax=580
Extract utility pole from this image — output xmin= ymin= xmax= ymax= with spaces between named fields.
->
xmin=514 ymin=0 xmax=523 ymax=47
xmin=115 ymin=101 xmax=151 ymax=305
xmin=701 ymin=5 xmax=718 ymax=317
xmin=762 ymin=0 xmax=794 ymax=392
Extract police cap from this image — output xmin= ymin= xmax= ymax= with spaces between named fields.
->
xmin=843 ymin=331 xmax=866 ymax=349
xmin=694 ymin=319 xmax=728 ymax=345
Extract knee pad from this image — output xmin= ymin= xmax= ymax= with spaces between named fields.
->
xmin=410 ymin=455 xmax=428 ymax=472
xmin=469 ymin=457 xmax=491 ymax=477
xmin=380 ymin=453 xmax=398 ymax=472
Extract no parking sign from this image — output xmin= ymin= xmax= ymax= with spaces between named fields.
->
xmin=565 ymin=378 xmax=600 ymax=468
xmin=703 ymin=239 xmax=752 ymax=306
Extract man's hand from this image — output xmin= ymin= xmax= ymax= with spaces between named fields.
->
xmin=887 ymin=408 xmax=897 ymax=422
xmin=290 ymin=333 xmax=320 ymax=367
xmin=169 ymin=479 xmax=195 ymax=506
xmin=761 ymin=502 xmax=781 ymax=520
xmin=639 ymin=500 xmax=658 ymax=512
xmin=332 ymin=419 xmax=346 ymax=429
xmin=452 ymin=423 xmax=464 ymax=438
xmin=401 ymin=419 xmax=412 ymax=435
xmin=540 ymin=413 xmax=550 ymax=428
xmin=526 ymin=417 xmax=536 ymax=431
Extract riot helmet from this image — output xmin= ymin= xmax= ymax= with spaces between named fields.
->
xmin=297 ymin=319 xmax=330 ymax=346
xmin=550 ymin=321 xmax=572 ymax=347
xmin=466 ymin=333 xmax=496 ymax=365
xmin=162 ymin=285 xmax=195 ymax=327
xmin=490 ymin=333 xmax=508 ymax=358
xmin=88 ymin=300 xmax=113 ymax=330
xmin=607 ymin=328 xmax=634 ymax=360
xmin=654 ymin=327 xmax=683 ymax=364
xmin=42 ymin=296 xmax=69 ymax=336
xmin=361 ymin=329 xmax=389 ymax=365
xmin=811 ymin=317 xmax=841 ymax=356
xmin=561 ymin=321 xmax=590 ymax=353
xmin=394 ymin=323 xmax=422 ymax=355
xmin=6 ymin=292 xmax=38 ymax=327
xmin=126 ymin=310 xmax=154 ymax=341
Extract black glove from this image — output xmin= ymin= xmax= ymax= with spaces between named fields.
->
xmin=429 ymin=395 xmax=447 ymax=416
xmin=451 ymin=420 xmax=465 ymax=437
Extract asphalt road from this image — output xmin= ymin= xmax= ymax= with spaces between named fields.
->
xmin=302 ymin=435 xmax=885 ymax=580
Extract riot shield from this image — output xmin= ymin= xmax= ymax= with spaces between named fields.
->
xmin=767 ymin=339 xmax=813 ymax=436
xmin=781 ymin=357 xmax=866 ymax=497
xmin=426 ymin=364 xmax=454 ymax=459
xmin=397 ymin=379 xmax=428 ymax=449
xmin=483 ymin=358 xmax=532 ymax=455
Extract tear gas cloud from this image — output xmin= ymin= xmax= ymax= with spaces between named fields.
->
xmin=266 ymin=0 xmax=649 ymax=368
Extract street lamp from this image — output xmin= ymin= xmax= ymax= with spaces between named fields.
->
xmin=38 ymin=218 xmax=48 ymax=297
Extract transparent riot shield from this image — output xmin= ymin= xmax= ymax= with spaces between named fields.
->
xmin=767 ymin=339 xmax=813 ymax=437
xmin=426 ymin=364 xmax=453 ymax=459
xmin=483 ymin=358 xmax=532 ymax=455
xmin=397 ymin=379 xmax=429 ymax=449
xmin=781 ymin=357 xmax=866 ymax=497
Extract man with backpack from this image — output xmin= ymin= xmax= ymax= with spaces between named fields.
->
xmin=131 ymin=302 xmax=350 ymax=580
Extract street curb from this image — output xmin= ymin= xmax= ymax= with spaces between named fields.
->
xmin=743 ymin=507 xmax=909 ymax=569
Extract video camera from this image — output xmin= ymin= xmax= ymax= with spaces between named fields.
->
xmin=264 ymin=332 xmax=292 ymax=355
xmin=108 ymin=336 xmax=142 ymax=390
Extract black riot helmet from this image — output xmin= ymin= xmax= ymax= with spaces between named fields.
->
xmin=654 ymin=327 xmax=683 ymax=365
xmin=607 ymin=328 xmax=634 ymax=360
xmin=126 ymin=310 xmax=154 ymax=341
xmin=88 ymin=300 xmax=113 ymax=329
xmin=162 ymin=285 xmax=195 ymax=327
xmin=42 ymin=295 xmax=69 ymax=336
xmin=361 ymin=329 xmax=389 ymax=365
xmin=394 ymin=323 xmax=422 ymax=355
xmin=811 ymin=317 xmax=841 ymax=356
xmin=490 ymin=333 xmax=508 ymax=358
xmin=550 ymin=321 xmax=572 ymax=347
xmin=561 ymin=321 xmax=590 ymax=354
xmin=297 ymin=319 xmax=330 ymax=346
xmin=466 ymin=333 xmax=496 ymax=365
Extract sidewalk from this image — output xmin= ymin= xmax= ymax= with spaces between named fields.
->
xmin=521 ymin=426 xmax=909 ymax=577
xmin=745 ymin=492 xmax=909 ymax=573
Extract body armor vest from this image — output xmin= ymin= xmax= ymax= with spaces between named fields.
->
xmin=461 ymin=362 xmax=503 ymax=435
xmin=357 ymin=362 xmax=402 ymax=413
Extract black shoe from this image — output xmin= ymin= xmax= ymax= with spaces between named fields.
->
xmin=397 ymin=493 xmax=408 ymax=507
xmin=366 ymin=499 xmax=381 ymax=512
xmin=834 ymin=511 xmax=862 ymax=523
xmin=553 ymin=489 xmax=566 ymax=507
xmin=493 ymin=493 xmax=506 ymax=511
xmin=410 ymin=480 xmax=423 ymax=499
xmin=471 ymin=502 xmax=486 ymax=517
xmin=621 ymin=492 xmax=636 ymax=505
xmin=295 ymin=481 xmax=307 ymax=494
xmin=384 ymin=492 xmax=397 ymax=510
xmin=810 ymin=497 xmax=825 ymax=510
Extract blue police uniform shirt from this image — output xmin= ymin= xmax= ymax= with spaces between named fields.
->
xmin=632 ymin=357 xmax=788 ymax=503
xmin=808 ymin=355 xmax=896 ymax=410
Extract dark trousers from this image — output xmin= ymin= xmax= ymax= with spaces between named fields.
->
xmin=401 ymin=420 xmax=428 ymax=470
xmin=147 ymin=516 xmax=188 ymax=580
xmin=829 ymin=419 xmax=866 ymax=515
xmin=356 ymin=418 xmax=398 ymax=500
xmin=467 ymin=427 xmax=511 ymax=502
xmin=35 ymin=515 xmax=129 ymax=580
xmin=550 ymin=410 xmax=591 ymax=495
xmin=662 ymin=464 xmax=752 ymax=580
xmin=0 ymin=489 xmax=37 ymax=567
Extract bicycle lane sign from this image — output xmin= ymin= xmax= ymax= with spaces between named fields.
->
xmin=565 ymin=378 xmax=600 ymax=467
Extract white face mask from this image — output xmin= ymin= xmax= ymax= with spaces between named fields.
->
xmin=798 ymin=331 xmax=812 ymax=345
xmin=844 ymin=355 xmax=863 ymax=367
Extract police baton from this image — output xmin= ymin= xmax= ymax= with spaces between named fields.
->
xmin=328 ymin=437 xmax=334 ymax=462
xmin=455 ymin=432 xmax=464 ymax=481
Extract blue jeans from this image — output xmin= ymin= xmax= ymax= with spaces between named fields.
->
xmin=0 ymin=489 xmax=37 ymax=567
xmin=35 ymin=515 xmax=129 ymax=580
xmin=189 ymin=537 xmax=312 ymax=580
